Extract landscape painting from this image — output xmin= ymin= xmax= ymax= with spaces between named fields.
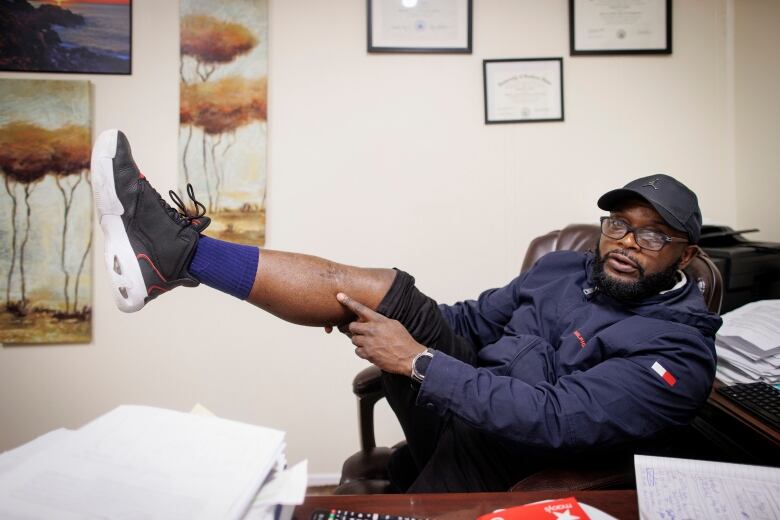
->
xmin=0 ymin=79 xmax=92 ymax=344
xmin=0 ymin=0 xmax=131 ymax=74
xmin=179 ymin=0 xmax=267 ymax=245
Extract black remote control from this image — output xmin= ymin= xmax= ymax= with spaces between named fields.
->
xmin=311 ymin=509 xmax=428 ymax=520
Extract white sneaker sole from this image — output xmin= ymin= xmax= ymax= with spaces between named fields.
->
xmin=91 ymin=129 xmax=147 ymax=313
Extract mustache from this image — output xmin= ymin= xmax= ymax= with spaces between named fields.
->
xmin=602 ymin=249 xmax=645 ymax=276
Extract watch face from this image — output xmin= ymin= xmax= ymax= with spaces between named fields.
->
xmin=416 ymin=356 xmax=432 ymax=374
xmin=415 ymin=352 xmax=433 ymax=376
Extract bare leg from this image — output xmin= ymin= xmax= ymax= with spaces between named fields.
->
xmin=246 ymin=249 xmax=396 ymax=327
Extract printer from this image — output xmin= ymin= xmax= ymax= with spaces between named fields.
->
xmin=698 ymin=225 xmax=780 ymax=313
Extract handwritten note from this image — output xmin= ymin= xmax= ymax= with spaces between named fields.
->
xmin=635 ymin=455 xmax=780 ymax=519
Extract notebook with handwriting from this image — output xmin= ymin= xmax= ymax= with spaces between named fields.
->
xmin=635 ymin=455 xmax=780 ymax=519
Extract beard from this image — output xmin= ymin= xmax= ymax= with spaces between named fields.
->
xmin=592 ymin=241 xmax=681 ymax=302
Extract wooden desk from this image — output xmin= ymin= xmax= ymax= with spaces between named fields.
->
xmin=691 ymin=381 xmax=780 ymax=465
xmin=294 ymin=490 xmax=638 ymax=520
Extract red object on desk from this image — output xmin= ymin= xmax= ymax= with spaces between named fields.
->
xmin=477 ymin=497 xmax=590 ymax=520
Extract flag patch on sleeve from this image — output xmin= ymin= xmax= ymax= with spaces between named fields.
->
xmin=651 ymin=361 xmax=677 ymax=386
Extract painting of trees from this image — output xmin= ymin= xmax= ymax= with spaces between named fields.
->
xmin=0 ymin=79 xmax=92 ymax=344
xmin=179 ymin=0 xmax=268 ymax=245
xmin=181 ymin=14 xmax=257 ymax=82
xmin=0 ymin=122 xmax=50 ymax=315
xmin=50 ymin=125 xmax=91 ymax=315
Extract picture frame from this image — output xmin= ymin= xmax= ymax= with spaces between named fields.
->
xmin=0 ymin=0 xmax=132 ymax=75
xmin=367 ymin=0 xmax=472 ymax=54
xmin=0 ymin=78 xmax=93 ymax=344
xmin=569 ymin=0 xmax=672 ymax=55
xmin=179 ymin=0 xmax=269 ymax=246
xmin=483 ymin=58 xmax=564 ymax=124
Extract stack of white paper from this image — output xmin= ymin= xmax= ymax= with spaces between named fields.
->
xmin=715 ymin=300 xmax=780 ymax=385
xmin=0 ymin=405 xmax=306 ymax=519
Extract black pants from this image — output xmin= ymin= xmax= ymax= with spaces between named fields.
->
xmin=375 ymin=270 xmax=538 ymax=493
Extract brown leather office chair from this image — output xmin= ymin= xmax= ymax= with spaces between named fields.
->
xmin=335 ymin=224 xmax=723 ymax=494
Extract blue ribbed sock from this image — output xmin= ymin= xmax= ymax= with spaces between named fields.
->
xmin=188 ymin=236 xmax=259 ymax=300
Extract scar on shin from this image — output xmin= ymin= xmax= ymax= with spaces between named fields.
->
xmin=319 ymin=262 xmax=348 ymax=282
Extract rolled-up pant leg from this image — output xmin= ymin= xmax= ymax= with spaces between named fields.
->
xmin=375 ymin=269 xmax=538 ymax=492
xmin=375 ymin=270 xmax=477 ymax=485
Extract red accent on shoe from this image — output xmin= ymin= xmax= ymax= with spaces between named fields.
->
xmin=147 ymin=285 xmax=169 ymax=295
xmin=136 ymin=253 xmax=168 ymax=282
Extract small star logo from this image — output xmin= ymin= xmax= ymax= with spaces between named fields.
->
xmin=553 ymin=510 xmax=580 ymax=520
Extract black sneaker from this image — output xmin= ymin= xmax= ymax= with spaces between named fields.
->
xmin=91 ymin=129 xmax=211 ymax=312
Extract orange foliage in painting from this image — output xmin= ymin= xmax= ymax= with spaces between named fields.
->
xmin=180 ymin=76 xmax=266 ymax=134
xmin=50 ymin=125 xmax=91 ymax=176
xmin=0 ymin=122 xmax=89 ymax=183
xmin=0 ymin=122 xmax=55 ymax=183
xmin=181 ymin=14 xmax=257 ymax=64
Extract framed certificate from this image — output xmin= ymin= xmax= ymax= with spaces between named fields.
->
xmin=367 ymin=0 xmax=472 ymax=53
xmin=483 ymin=58 xmax=564 ymax=124
xmin=569 ymin=0 xmax=672 ymax=55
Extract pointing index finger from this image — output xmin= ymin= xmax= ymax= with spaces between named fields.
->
xmin=337 ymin=292 xmax=381 ymax=320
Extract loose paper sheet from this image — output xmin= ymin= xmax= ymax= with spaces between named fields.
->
xmin=0 ymin=405 xmax=285 ymax=520
xmin=718 ymin=300 xmax=780 ymax=356
xmin=635 ymin=455 xmax=780 ymax=519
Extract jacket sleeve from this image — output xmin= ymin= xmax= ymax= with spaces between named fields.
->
xmin=438 ymin=274 xmax=528 ymax=350
xmin=416 ymin=329 xmax=716 ymax=449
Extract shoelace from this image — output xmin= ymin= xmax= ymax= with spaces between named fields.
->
xmin=164 ymin=183 xmax=207 ymax=226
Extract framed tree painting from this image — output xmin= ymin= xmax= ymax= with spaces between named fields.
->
xmin=179 ymin=0 xmax=268 ymax=246
xmin=0 ymin=79 xmax=93 ymax=344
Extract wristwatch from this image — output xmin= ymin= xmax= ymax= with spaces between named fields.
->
xmin=410 ymin=348 xmax=436 ymax=383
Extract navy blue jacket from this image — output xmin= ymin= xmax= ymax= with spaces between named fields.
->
xmin=418 ymin=250 xmax=721 ymax=450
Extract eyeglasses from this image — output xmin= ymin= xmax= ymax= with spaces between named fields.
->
xmin=600 ymin=217 xmax=688 ymax=251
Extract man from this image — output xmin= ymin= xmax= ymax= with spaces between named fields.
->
xmin=91 ymin=129 xmax=721 ymax=493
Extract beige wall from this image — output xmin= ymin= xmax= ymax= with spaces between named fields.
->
xmin=734 ymin=0 xmax=780 ymax=242
xmin=0 ymin=0 xmax=772 ymax=481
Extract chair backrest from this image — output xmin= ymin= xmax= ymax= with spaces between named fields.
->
xmin=520 ymin=224 xmax=723 ymax=314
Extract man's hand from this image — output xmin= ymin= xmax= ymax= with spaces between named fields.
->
xmin=323 ymin=324 xmax=350 ymax=335
xmin=336 ymin=292 xmax=426 ymax=376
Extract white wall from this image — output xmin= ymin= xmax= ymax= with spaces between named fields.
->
xmin=734 ymin=0 xmax=780 ymax=242
xmin=1 ymin=0 xmax=771 ymax=479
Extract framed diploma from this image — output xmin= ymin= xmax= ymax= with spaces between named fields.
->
xmin=570 ymin=0 xmax=672 ymax=55
xmin=483 ymin=58 xmax=564 ymax=124
xmin=367 ymin=0 xmax=472 ymax=53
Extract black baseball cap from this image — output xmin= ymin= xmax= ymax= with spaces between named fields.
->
xmin=597 ymin=174 xmax=702 ymax=243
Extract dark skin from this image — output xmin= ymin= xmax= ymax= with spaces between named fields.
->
xmin=599 ymin=199 xmax=697 ymax=281
xmin=246 ymin=249 xmax=395 ymax=326
xmin=337 ymin=292 xmax=425 ymax=375
xmin=243 ymin=200 xmax=695 ymax=379
xmin=245 ymin=250 xmax=425 ymax=377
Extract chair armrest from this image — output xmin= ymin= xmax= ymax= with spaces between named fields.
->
xmin=339 ymin=446 xmax=394 ymax=485
xmin=352 ymin=365 xmax=385 ymax=450
xmin=353 ymin=365 xmax=383 ymax=396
